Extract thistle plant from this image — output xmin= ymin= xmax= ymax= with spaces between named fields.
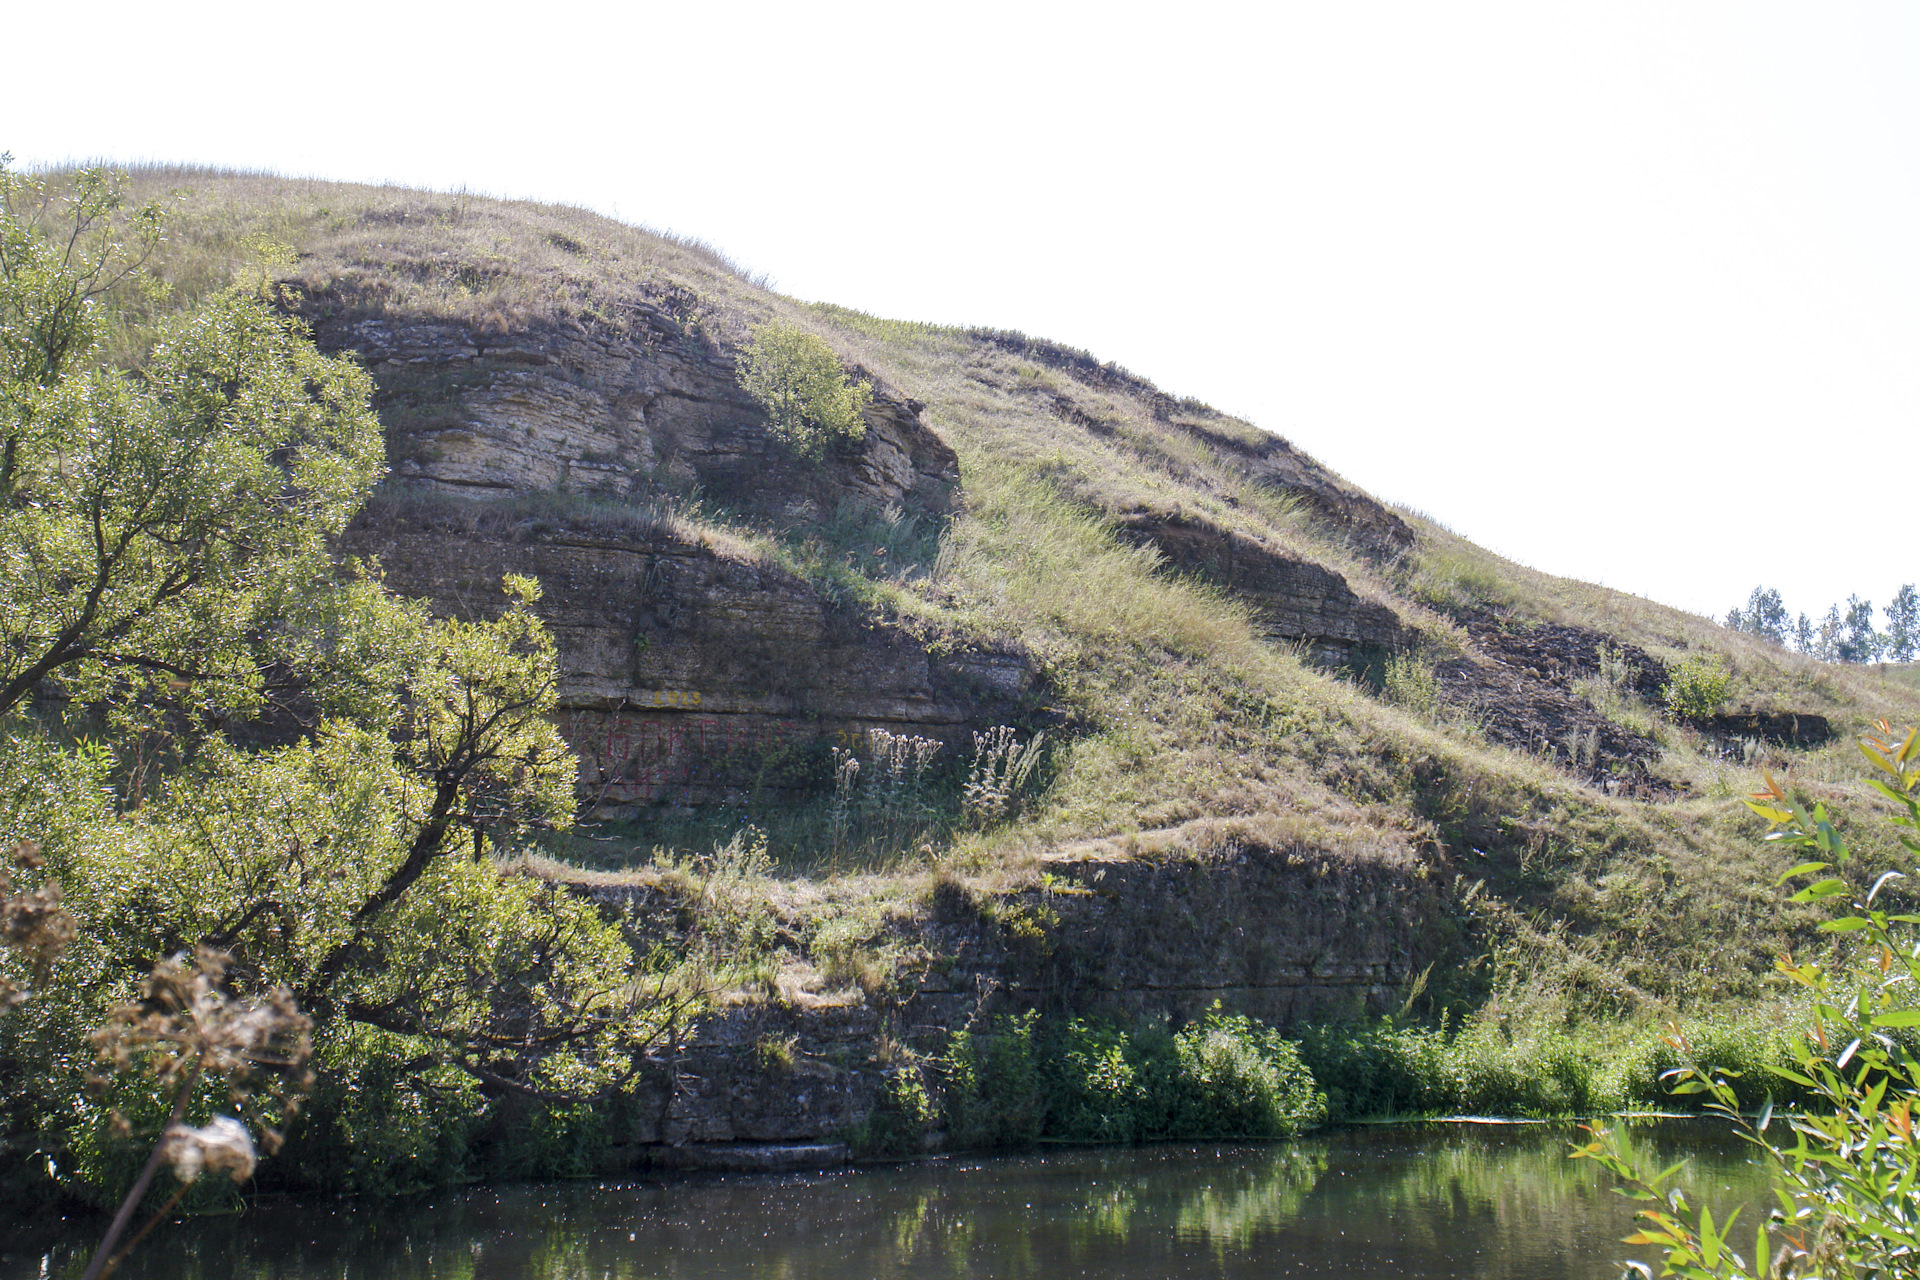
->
xmin=0 ymin=839 xmax=76 ymax=1010
xmin=963 ymin=727 xmax=1045 ymax=827
xmin=80 ymin=947 xmax=312 ymax=1280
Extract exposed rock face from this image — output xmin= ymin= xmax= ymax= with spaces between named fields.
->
xmin=1115 ymin=512 xmax=1403 ymax=662
xmin=344 ymin=512 xmax=1035 ymax=815
xmin=584 ymin=837 xmax=1453 ymax=1155
xmin=298 ymin=286 xmax=959 ymax=523
xmin=1437 ymin=617 xmax=1673 ymax=794
xmin=1695 ymin=710 xmax=1834 ymax=748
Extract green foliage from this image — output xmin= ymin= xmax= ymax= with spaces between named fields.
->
xmin=275 ymin=1024 xmax=482 ymax=1196
xmin=1161 ymin=1008 xmax=1327 ymax=1138
xmin=1297 ymin=1009 xmax=1817 ymax=1123
xmin=1381 ymin=651 xmax=1441 ymax=718
xmin=1575 ymin=725 xmax=1920 ymax=1278
xmin=1663 ymin=653 xmax=1732 ymax=720
xmin=0 ymin=157 xmax=165 ymax=391
xmin=0 ymin=168 xmax=666 ymax=1211
xmin=945 ymin=1010 xmax=1044 ymax=1149
xmin=940 ymin=1006 xmax=1325 ymax=1152
xmin=736 ymin=321 xmax=871 ymax=459
xmin=0 ymin=277 xmax=384 ymax=726
xmin=851 ymin=1064 xmax=937 ymax=1157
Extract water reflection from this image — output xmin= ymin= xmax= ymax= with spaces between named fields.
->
xmin=4 ymin=1121 xmax=1766 ymax=1280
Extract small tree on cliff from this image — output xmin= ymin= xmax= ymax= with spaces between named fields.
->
xmin=737 ymin=320 xmax=872 ymax=459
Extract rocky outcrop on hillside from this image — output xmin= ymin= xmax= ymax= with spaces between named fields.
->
xmin=578 ymin=833 xmax=1454 ymax=1155
xmin=345 ymin=510 xmax=1035 ymax=815
xmin=1694 ymin=709 xmax=1834 ymax=748
xmin=1115 ymin=511 xmax=1403 ymax=662
xmin=1436 ymin=618 xmax=1673 ymax=794
xmin=977 ymin=330 xmax=1415 ymax=557
xmin=297 ymin=285 xmax=959 ymax=523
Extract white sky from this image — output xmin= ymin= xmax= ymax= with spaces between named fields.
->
xmin=6 ymin=1 xmax=1916 ymax=623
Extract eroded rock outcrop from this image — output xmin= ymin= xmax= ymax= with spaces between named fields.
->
xmin=345 ymin=510 xmax=1035 ymax=815
xmin=1436 ymin=617 xmax=1673 ymax=794
xmin=976 ymin=329 xmax=1415 ymax=557
xmin=299 ymin=286 xmax=958 ymax=523
xmin=579 ymin=832 xmax=1454 ymax=1154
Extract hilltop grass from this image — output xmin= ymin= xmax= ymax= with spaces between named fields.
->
xmin=45 ymin=163 xmax=1920 ymax=1016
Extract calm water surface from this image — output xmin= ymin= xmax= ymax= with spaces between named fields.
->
xmin=4 ymin=1121 xmax=1767 ymax=1280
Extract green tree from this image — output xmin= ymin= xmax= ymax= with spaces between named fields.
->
xmin=0 ymin=165 xmax=668 ymax=1210
xmin=1839 ymin=595 xmax=1882 ymax=664
xmin=1727 ymin=587 xmax=1789 ymax=647
xmin=736 ymin=320 xmax=872 ymax=459
xmin=0 ymin=157 xmax=383 ymax=726
xmin=1885 ymin=585 xmax=1918 ymax=663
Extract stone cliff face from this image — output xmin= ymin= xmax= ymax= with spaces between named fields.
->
xmin=579 ymin=835 xmax=1453 ymax=1153
xmin=300 ymin=286 xmax=959 ymax=523
xmin=305 ymin=282 xmax=1035 ymax=815
xmin=303 ymin=278 xmax=1451 ymax=1159
xmin=346 ymin=510 xmax=1035 ymax=815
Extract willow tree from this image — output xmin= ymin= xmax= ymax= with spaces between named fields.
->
xmin=0 ymin=163 xmax=666 ymax=1208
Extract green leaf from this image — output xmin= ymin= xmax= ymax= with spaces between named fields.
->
xmin=1790 ymin=878 xmax=1849 ymax=903
xmin=1776 ymin=860 xmax=1831 ymax=886
xmin=1869 ymin=778 xmax=1913 ymax=807
xmin=1873 ymin=1010 xmax=1920 ymax=1028
xmin=1863 ymin=742 xmax=1899 ymax=775
xmin=1821 ymin=917 xmax=1873 ymax=932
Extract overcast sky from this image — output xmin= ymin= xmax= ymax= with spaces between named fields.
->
xmin=7 ymin=1 xmax=1916 ymax=623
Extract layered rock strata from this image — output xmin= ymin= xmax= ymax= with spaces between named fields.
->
xmin=345 ymin=513 xmax=1034 ymax=815
xmin=299 ymin=288 xmax=959 ymax=523
xmin=584 ymin=837 xmax=1452 ymax=1153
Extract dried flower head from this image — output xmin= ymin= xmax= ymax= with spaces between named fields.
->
xmin=91 ymin=947 xmax=314 ymax=1155
xmin=158 ymin=1116 xmax=256 ymax=1185
xmin=0 ymin=838 xmax=77 ymax=1011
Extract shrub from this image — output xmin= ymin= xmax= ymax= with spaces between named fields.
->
xmin=1158 ymin=1007 xmax=1327 ymax=1138
xmin=939 ymin=1006 xmax=1324 ymax=1150
xmin=736 ymin=321 xmax=871 ymax=459
xmin=1296 ymin=1019 xmax=1455 ymax=1118
xmin=1662 ymin=653 xmax=1732 ymax=719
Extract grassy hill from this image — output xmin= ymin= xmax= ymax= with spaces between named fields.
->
xmin=104 ymin=166 xmax=1920 ymax=993
xmin=29 ymin=165 xmax=1920 ymax=1159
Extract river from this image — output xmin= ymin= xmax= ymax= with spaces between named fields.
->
xmin=4 ymin=1120 xmax=1768 ymax=1279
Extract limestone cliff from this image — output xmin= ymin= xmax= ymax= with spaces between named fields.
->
xmin=346 ymin=508 xmax=1035 ymax=816
xmin=300 ymin=284 xmax=959 ymax=523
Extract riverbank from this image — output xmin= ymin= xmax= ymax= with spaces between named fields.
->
xmin=1 ymin=1121 xmax=1765 ymax=1280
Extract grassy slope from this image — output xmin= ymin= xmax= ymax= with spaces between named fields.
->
xmin=95 ymin=166 xmax=1920 ymax=1018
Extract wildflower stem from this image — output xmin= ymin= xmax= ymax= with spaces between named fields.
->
xmin=79 ymin=1057 xmax=203 ymax=1280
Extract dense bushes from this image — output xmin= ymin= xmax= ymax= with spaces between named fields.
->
xmin=860 ymin=1005 xmax=1327 ymax=1156
xmin=849 ymin=1000 xmax=1830 ymax=1160
xmin=1297 ymin=1011 xmax=1812 ymax=1122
